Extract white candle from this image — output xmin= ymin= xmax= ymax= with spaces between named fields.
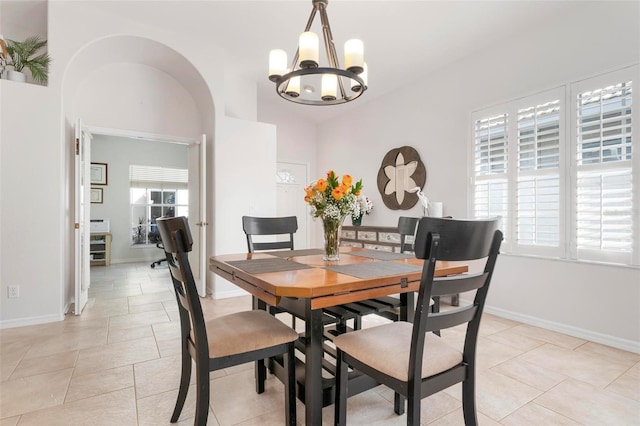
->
xmin=268 ymin=49 xmax=287 ymax=81
xmin=351 ymin=62 xmax=368 ymax=92
xmin=299 ymin=32 xmax=319 ymax=68
xmin=430 ymin=202 xmax=443 ymax=218
xmin=344 ymin=39 xmax=364 ymax=73
xmin=321 ymin=73 xmax=337 ymax=101
xmin=285 ymin=76 xmax=300 ymax=97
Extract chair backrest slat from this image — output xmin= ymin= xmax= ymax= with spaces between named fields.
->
xmin=431 ymin=272 xmax=489 ymax=297
xmin=425 ymin=306 xmax=478 ymax=332
xmin=242 ymin=216 xmax=298 ymax=253
xmin=250 ymin=241 xmax=295 ymax=252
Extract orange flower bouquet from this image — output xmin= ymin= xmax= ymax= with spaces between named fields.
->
xmin=305 ymin=171 xmax=364 ymax=261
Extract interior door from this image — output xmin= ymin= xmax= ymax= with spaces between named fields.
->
xmin=276 ymin=162 xmax=309 ymax=249
xmin=74 ymin=119 xmax=91 ymax=314
xmin=188 ymin=134 xmax=207 ymax=296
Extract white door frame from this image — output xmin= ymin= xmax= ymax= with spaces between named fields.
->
xmin=74 ymin=125 xmax=208 ymax=305
xmin=74 ymin=120 xmax=91 ymax=314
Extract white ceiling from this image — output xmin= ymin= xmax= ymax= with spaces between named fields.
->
xmin=6 ymin=0 xmax=587 ymax=123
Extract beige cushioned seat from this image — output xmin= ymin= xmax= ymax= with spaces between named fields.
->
xmin=333 ymin=321 xmax=462 ymax=381
xmin=193 ymin=310 xmax=299 ymax=358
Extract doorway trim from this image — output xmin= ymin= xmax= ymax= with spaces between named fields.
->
xmin=74 ymin=124 xmax=206 ymax=314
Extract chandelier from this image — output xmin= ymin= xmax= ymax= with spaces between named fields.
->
xmin=268 ymin=0 xmax=368 ymax=106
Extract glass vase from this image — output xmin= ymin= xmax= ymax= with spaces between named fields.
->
xmin=322 ymin=216 xmax=345 ymax=261
xmin=351 ymin=214 xmax=363 ymax=226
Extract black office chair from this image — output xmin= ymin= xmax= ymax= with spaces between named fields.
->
xmin=150 ymin=239 xmax=166 ymax=268
xmin=334 ymin=217 xmax=502 ymax=426
xmin=157 ymin=216 xmax=298 ymax=425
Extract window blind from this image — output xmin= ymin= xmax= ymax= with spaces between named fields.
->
xmin=516 ymin=100 xmax=561 ymax=247
xmin=129 ymin=165 xmax=188 ymax=189
xmin=575 ymin=81 xmax=633 ymax=258
xmin=473 ymin=113 xmax=509 ymax=241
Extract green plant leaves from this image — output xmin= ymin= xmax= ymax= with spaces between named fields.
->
xmin=6 ymin=36 xmax=51 ymax=84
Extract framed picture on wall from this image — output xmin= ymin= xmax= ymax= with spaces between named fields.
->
xmin=91 ymin=187 xmax=103 ymax=204
xmin=90 ymin=162 xmax=108 ymax=185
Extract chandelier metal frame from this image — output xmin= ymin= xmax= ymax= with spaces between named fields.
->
xmin=269 ymin=0 xmax=367 ymax=106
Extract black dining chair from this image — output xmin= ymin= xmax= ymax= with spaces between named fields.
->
xmin=324 ymin=217 xmax=420 ymax=333
xmin=157 ymin=216 xmax=298 ymax=426
xmin=333 ymin=217 xmax=502 ymax=426
xmin=242 ymin=215 xmax=297 ymax=253
xmin=241 ymin=215 xmax=300 ymax=328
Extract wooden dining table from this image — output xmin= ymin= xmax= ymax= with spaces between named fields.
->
xmin=209 ymin=246 xmax=468 ymax=425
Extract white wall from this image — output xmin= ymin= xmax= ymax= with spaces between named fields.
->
xmin=313 ymin=3 xmax=640 ymax=350
xmin=73 ymin=63 xmax=202 ymax=136
xmin=0 ymin=81 xmax=63 ymax=326
xmin=91 ymin=135 xmax=188 ymax=263
xmin=212 ymin=117 xmax=277 ymax=298
xmin=258 ymin=101 xmax=319 ymax=245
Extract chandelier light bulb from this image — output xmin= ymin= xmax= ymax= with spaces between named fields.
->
xmin=344 ymin=39 xmax=364 ymax=74
xmin=321 ymin=73 xmax=337 ymax=101
xmin=268 ymin=49 xmax=288 ymax=81
xmin=299 ymin=31 xmax=319 ymax=69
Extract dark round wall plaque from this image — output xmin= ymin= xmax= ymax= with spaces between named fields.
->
xmin=376 ymin=146 xmax=426 ymax=210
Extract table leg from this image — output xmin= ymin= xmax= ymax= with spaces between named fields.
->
xmin=305 ymin=300 xmax=323 ymax=426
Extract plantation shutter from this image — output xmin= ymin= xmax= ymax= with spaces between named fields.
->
xmin=129 ymin=165 xmax=188 ymax=189
xmin=516 ymin=99 xmax=562 ymax=250
xmin=575 ymin=79 xmax=633 ymax=262
xmin=473 ymin=113 xmax=509 ymax=241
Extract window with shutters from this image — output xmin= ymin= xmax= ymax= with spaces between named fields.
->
xmin=470 ymin=65 xmax=638 ymax=266
xmin=572 ymin=68 xmax=636 ymax=265
xmin=473 ymin=113 xmax=510 ymax=245
xmin=129 ymin=165 xmax=189 ymax=246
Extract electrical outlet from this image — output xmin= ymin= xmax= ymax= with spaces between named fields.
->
xmin=8 ymin=285 xmax=19 ymax=299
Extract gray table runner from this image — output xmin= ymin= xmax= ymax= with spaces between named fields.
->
xmin=227 ymin=258 xmax=312 ymax=274
xmin=324 ymin=261 xmax=422 ymax=279
xmin=349 ymin=251 xmax=414 ymax=261
xmin=266 ymin=248 xmax=324 ymax=258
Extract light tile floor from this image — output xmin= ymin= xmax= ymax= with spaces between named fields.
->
xmin=1 ymin=262 xmax=639 ymax=425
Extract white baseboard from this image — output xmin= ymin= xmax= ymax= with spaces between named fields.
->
xmin=477 ymin=301 xmax=640 ymax=354
xmin=0 ymin=312 xmax=65 ymax=329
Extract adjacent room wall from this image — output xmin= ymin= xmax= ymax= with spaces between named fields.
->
xmin=91 ymin=135 xmax=188 ymax=263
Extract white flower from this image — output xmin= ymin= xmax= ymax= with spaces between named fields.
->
xmin=352 ymin=194 xmax=373 ymax=219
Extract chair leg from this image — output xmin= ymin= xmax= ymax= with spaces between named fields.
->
xmin=406 ymin=391 xmax=420 ymax=426
xmin=431 ymin=296 xmax=440 ymax=313
xmin=170 ymin=345 xmax=192 ymax=422
xmin=194 ymin=358 xmax=210 ymax=426
xmin=462 ymin=376 xmax=478 ymax=426
xmin=394 ymin=392 xmax=405 ymax=415
xmin=285 ymin=343 xmax=297 ymax=426
xmin=353 ymin=315 xmax=362 ymax=331
xmin=255 ymin=359 xmax=266 ymax=394
xmin=334 ymin=350 xmax=348 ymax=426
